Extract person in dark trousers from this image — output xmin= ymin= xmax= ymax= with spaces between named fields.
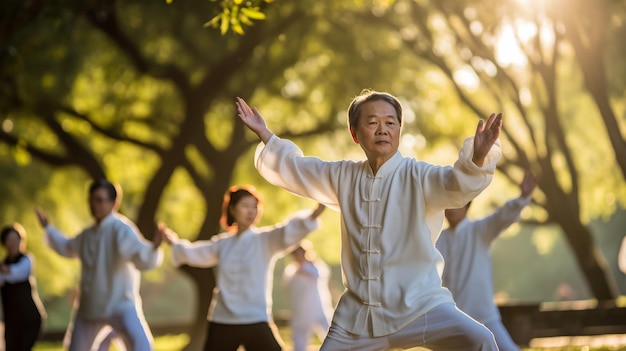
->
xmin=0 ymin=223 xmax=47 ymax=351
xmin=158 ymin=185 xmax=326 ymax=351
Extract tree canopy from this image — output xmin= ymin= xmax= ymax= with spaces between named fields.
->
xmin=1 ymin=0 xmax=625 ymax=348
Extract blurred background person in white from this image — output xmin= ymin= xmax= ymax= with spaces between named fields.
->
xmin=283 ymin=239 xmax=333 ymax=351
xmin=436 ymin=170 xmax=537 ymax=351
xmin=35 ymin=179 xmax=163 ymax=351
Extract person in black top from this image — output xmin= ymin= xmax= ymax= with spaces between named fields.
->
xmin=0 ymin=223 xmax=47 ymax=351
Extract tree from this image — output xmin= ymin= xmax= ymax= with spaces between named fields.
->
xmin=556 ymin=0 xmax=626 ymax=180
xmin=369 ymin=0 xmax=625 ymax=301
xmin=0 ymin=0 xmax=413 ymax=348
xmin=2 ymin=0 xmax=624 ymax=348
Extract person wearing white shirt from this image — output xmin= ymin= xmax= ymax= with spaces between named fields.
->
xmin=235 ymin=90 xmax=502 ymax=351
xmin=0 ymin=223 xmax=46 ymax=351
xmin=35 ymin=179 xmax=163 ymax=351
xmin=436 ymin=170 xmax=537 ymax=351
xmin=158 ymin=185 xmax=325 ymax=351
xmin=283 ymin=239 xmax=334 ymax=351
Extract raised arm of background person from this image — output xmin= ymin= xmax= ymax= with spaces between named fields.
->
xmin=519 ymin=170 xmax=537 ymax=198
xmin=156 ymin=222 xmax=221 ymax=268
xmin=264 ymin=204 xmax=325 ymax=254
xmin=159 ymin=223 xmax=222 ymax=268
xmin=115 ymin=215 xmax=163 ymax=270
xmin=475 ymin=170 xmax=537 ymax=244
xmin=151 ymin=224 xmax=164 ymax=249
xmin=34 ymin=208 xmax=80 ymax=258
xmin=159 ymin=205 xmax=323 ymax=268
xmin=310 ymin=203 xmax=326 ymax=220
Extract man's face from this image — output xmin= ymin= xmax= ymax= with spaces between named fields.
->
xmin=350 ymin=100 xmax=401 ymax=165
xmin=89 ymin=187 xmax=116 ymax=222
xmin=3 ymin=230 xmax=21 ymax=256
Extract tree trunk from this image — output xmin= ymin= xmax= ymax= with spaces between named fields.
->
xmin=548 ymin=196 xmax=619 ymax=301
xmin=180 ymin=266 xmax=215 ymax=351
xmin=561 ymin=222 xmax=618 ymax=301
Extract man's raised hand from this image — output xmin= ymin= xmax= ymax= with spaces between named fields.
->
xmin=236 ymin=97 xmax=274 ymax=144
xmin=472 ymin=112 xmax=503 ymax=167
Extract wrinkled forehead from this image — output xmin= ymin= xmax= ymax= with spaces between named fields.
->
xmin=359 ymin=100 xmax=400 ymax=120
xmin=348 ymin=93 xmax=403 ymax=128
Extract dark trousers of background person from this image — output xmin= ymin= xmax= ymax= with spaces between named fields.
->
xmin=4 ymin=316 xmax=41 ymax=351
xmin=203 ymin=322 xmax=282 ymax=351
xmin=2 ymin=282 xmax=44 ymax=351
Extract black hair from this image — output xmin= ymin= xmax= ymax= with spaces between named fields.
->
xmin=1 ymin=223 xmax=26 ymax=246
xmin=89 ymin=179 xmax=117 ymax=202
xmin=347 ymin=89 xmax=403 ymax=129
xmin=220 ymin=185 xmax=263 ymax=229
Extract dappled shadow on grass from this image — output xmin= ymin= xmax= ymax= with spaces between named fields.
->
xmin=34 ymin=334 xmax=189 ymax=351
xmin=32 ymin=332 xmax=626 ymax=351
xmin=527 ymin=334 xmax=626 ymax=351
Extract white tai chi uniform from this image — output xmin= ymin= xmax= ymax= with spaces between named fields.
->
xmin=436 ymin=196 xmax=531 ymax=351
xmin=254 ymin=135 xmax=501 ymax=351
xmin=169 ymin=211 xmax=320 ymax=325
xmin=283 ymin=259 xmax=333 ymax=351
xmin=45 ymin=212 xmax=162 ymax=351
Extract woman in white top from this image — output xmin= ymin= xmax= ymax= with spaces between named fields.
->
xmin=159 ymin=185 xmax=325 ymax=351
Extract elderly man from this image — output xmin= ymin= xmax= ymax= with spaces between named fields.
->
xmin=235 ymin=90 xmax=502 ymax=351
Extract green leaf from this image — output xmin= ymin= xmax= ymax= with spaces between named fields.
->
xmin=241 ymin=7 xmax=266 ymax=20
xmin=220 ymin=11 xmax=230 ymax=35
xmin=203 ymin=14 xmax=221 ymax=28
xmin=239 ymin=15 xmax=254 ymax=26
xmin=232 ymin=22 xmax=245 ymax=35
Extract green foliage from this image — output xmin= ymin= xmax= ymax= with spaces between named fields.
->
xmin=2 ymin=0 xmax=625 ymax=344
xmin=165 ymin=0 xmax=271 ymax=35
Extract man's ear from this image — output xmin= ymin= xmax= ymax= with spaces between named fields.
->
xmin=350 ymin=126 xmax=359 ymax=144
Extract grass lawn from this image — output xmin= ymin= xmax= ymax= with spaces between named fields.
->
xmin=31 ymin=332 xmax=626 ymax=351
xmin=33 ymin=333 xmax=189 ymax=351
